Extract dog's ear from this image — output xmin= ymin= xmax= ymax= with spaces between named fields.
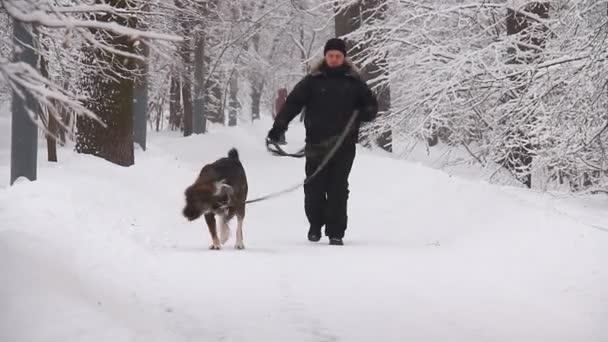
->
xmin=214 ymin=179 xmax=234 ymax=197
xmin=185 ymin=184 xmax=197 ymax=198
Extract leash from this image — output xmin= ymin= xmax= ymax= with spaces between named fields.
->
xmin=244 ymin=110 xmax=359 ymax=205
xmin=265 ymin=141 xmax=305 ymax=158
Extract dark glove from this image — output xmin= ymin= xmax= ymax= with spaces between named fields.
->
xmin=267 ymin=126 xmax=284 ymax=143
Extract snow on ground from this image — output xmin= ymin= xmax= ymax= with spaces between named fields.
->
xmin=1 ymin=108 xmax=607 ymax=341
xmin=391 ymin=136 xmax=525 ymax=188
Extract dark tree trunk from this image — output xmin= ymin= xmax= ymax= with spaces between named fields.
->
xmin=133 ymin=40 xmax=149 ymax=150
xmin=39 ymin=51 xmax=57 ymax=162
xmin=169 ymin=75 xmax=182 ymax=130
xmin=247 ymin=1 xmax=267 ymax=121
xmin=155 ymin=99 xmax=162 ymax=132
xmin=58 ymin=80 xmax=70 ymax=144
xmin=76 ymin=0 xmax=136 ymax=167
xmin=11 ymin=18 xmax=38 ymax=184
xmin=334 ymin=2 xmax=361 ymax=52
xmin=205 ymin=77 xmax=224 ymax=124
xmin=182 ymin=78 xmax=193 ymax=136
xmin=503 ymin=2 xmax=550 ymax=188
xmin=47 ymin=115 xmax=58 ymax=162
xmin=250 ymin=85 xmax=263 ymax=121
xmin=335 ymin=0 xmax=392 ymax=152
xmin=133 ymin=2 xmax=149 ymax=150
xmin=193 ymin=34 xmax=207 ymax=133
xmin=176 ymin=0 xmax=193 ymax=137
xmin=213 ymin=80 xmax=224 ymax=124
xmin=228 ymin=72 xmax=238 ymax=126
xmin=249 ymin=32 xmax=263 ymax=121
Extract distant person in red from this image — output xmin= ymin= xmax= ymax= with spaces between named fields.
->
xmin=272 ymin=88 xmax=288 ymax=144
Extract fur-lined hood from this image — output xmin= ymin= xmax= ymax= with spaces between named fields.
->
xmin=308 ymin=59 xmax=362 ymax=78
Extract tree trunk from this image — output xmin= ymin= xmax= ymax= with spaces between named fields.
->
xmin=133 ymin=2 xmax=149 ymax=150
xmin=213 ymin=79 xmax=224 ymax=124
xmin=334 ymin=2 xmax=361 ymax=54
xmin=249 ymin=30 xmax=263 ymax=121
xmin=155 ymin=100 xmax=162 ymax=132
xmin=58 ymin=80 xmax=70 ymax=144
xmin=250 ymin=85 xmax=263 ymax=121
xmin=503 ymin=2 xmax=550 ymax=188
xmin=47 ymin=115 xmax=58 ymax=162
xmin=182 ymin=77 xmax=194 ymax=136
xmin=39 ymin=51 xmax=57 ymax=162
xmin=10 ymin=18 xmax=38 ymax=184
xmin=247 ymin=1 xmax=268 ymax=122
xmin=205 ymin=76 xmax=224 ymax=124
xmin=133 ymin=40 xmax=149 ymax=150
xmin=193 ymin=34 xmax=207 ymax=133
xmin=169 ymin=75 xmax=182 ymax=130
xmin=228 ymin=71 xmax=238 ymax=126
xmin=175 ymin=0 xmax=194 ymax=136
xmin=76 ymin=0 xmax=136 ymax=167
xmin=335 ymin=0 xmax=392 ymax=152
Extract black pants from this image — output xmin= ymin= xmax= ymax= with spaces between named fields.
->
xmin=304 ymin=143 xmax=356 ymax=239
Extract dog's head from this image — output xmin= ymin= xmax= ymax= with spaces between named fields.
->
xmin=182 ymin=179 xmax=234 ymax=221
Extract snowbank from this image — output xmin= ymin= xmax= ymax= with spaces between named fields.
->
xmin=1 ymin=114 xmax=607 ymax=342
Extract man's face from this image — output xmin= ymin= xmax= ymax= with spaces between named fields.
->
xmin=324 ymin=50 xmax=345 ymax=68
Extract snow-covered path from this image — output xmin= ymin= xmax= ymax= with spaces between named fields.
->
xmin=1 ymin=116 xmax=607 ymax=342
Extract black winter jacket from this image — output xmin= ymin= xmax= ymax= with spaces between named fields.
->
xmin=272 ymin=60 xmax=378 ymax=145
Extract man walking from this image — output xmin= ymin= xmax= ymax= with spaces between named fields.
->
xmin=267 ymin=38 xmax=378 ymax=245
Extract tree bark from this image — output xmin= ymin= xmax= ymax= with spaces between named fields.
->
xmin=335 ymin=0 xmax=392 ymax=152
xmin=39 ymin=50 xmax=57 ymax=162
xmin=247 ymin=1 xmax=269 ymax=121
xmin=76 ymin=0 xmax=136 ymax=167
xmin=133 ymin=40 xmax=149 ymax=150
xmin=503 ymin=2 xmax=550 ymax=188
xmin=10 ymin=18 xmax=38 ymax=184
xmin=133 ymin=2 xmax=149 ymax=151
xmin=169 ymin=74 xmax=182 ymax=130
xmin=193 ymin=34 xmax=207 ymax=133
xmin=59 ymin=80 xmax=70 ymax=144
xmin=249 ymin=31 xmax=263 ymax=121
xmin=175 ymin=0 xmax=193 ymax=136
xmin=228 ymin=71 xmax=238 ymax=126
xmin=205 ymin=76 xmax=224 ymax=124
xmin=334 ymin=2 xmax=361 ymax=52
xmin=182 ymin=77 xmax=194 ymax=136
xmin=250 ymin=85 xmax=263 ymax=121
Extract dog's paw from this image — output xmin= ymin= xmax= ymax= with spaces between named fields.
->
xmin=209 ymin=244 xmax=221 ymax=250
xmin=234 ymin=242 xmax=245 ymax=250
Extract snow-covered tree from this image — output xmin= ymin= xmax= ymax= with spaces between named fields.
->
xmin=334 ymin=0 xmax=608 ymax=191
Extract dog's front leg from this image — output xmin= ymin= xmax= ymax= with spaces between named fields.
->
xmin=219 ymin=210 xmax=231 ymax=245
xmin=235 ymin=208 xmax=245 ymax=250
xmin=204 ymin=213 xmax=221 ymax=250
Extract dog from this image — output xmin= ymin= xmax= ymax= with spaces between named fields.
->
xmin=182 ymin=148 xmax=248 ymax=250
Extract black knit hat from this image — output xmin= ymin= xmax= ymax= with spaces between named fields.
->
xmin=324 ymin=38 xmax=347 ymax=56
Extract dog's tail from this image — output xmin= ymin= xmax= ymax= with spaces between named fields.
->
xmin=228 ymin=148 xmax=239 ymax=160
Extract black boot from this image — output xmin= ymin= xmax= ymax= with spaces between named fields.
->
xmin=329 ymin=237 xmax=343 ymax=246
xmin=307 ymin=227 xmax=321 ymax=242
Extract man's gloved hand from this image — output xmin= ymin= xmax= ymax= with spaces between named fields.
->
xmin=267 ymin=126 xmax=284 ymax=143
